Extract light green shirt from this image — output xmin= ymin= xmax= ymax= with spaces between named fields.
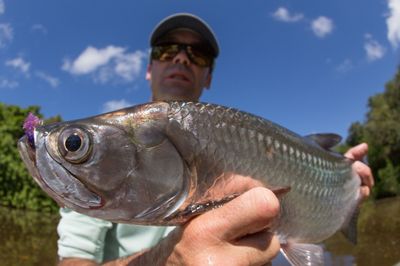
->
xmin=57 ymin=208 xmax=175 ymax=263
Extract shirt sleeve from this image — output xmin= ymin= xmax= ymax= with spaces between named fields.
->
xmin=57 ymin=208 xmax=113 ymax=263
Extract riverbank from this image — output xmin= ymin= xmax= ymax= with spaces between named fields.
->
xmin=0 ymin=206 xmax=59 ymax=266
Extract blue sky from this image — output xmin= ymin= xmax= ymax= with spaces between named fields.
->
xmin=1 ymin=0 xmax=399 ymax=139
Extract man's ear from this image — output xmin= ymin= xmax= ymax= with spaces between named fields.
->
xmin=145 ymin=64 xmax=152 ymax=81
xmin=204 ymin=72 xmax=212 ymax=90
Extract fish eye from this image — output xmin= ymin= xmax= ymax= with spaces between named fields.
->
xmin=58 ymin=126 xmax=92 ymax=163
xmin=65 ymin=134 xmax=82 ymax=152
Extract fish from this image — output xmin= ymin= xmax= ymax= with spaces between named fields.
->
xmin=18 ymin=101 xmax=361 ymax=266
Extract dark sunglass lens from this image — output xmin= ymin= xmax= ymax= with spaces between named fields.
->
xmin=150 ymin=47 xmax=162 ymax=60
xmin=151 ymin=45 xmax=178 ymax=61
xmin=189 ymin=54 xmax=208 ymax=67
xmin=187 ymin=46 xmax=213 ymax=67
xmin=152 ymin=44 xmax=213 ymax=67
xmin=160 ymin=45 xmax=180 ymax=61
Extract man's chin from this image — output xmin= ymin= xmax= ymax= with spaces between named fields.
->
xmin=159 ymin=95 xmax=193 ymax=102
xmin=157 ymin=87 xmax=197 ymax=101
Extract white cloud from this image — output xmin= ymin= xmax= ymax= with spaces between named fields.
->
xmin=114 ymin=51 xmax=146 ymax=81
xmin=63 ymin=46 xmax=147 ymax=84
xmin=0 ymin=23 xmax=13 ymax=48
xmin=364 ymin=34 xmax=386 ymax=61
xmin=31 ymin=24 xmax=48 ymax=35
xmin=311 ymin=16 xmax=334 ymax=38
xmin=272 ymin=7 xmax=304 ymax=23
xmin=5 ymin=57 xmax=31 ymax=74
xmin=336 ymin=59 xmax=354 ymax=73
xmin=102 ymin=99 xmax=133 ymax=113
xmin=96 ymin=66 xmax=114 ymax=84
xmin=0 ymin=0 xmax=5 ymax=15
xmin=0 ymin=77 xmax=18 ymax=89
xmin=386 ymin=0 xmax=400 ymax=49
xmin=62 ymin=46 xmax=125 ymax=74
xmin=35 ymin=71 xmax=60 ymax=88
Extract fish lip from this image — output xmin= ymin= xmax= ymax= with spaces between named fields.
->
xmin=18 ymin=133 xmax=104 ymax=210
xmin=18 ymin=135 xmax=66 ymax=206
xmin=18 ymin=135 xmax=39 ymax=179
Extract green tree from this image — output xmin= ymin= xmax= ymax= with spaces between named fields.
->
xmin=0 ymin=103 xmax=60 ymax=212
xmin=346 ymin=122 xmax=365 ymax=147
xmin=346 ymin=68 xmax=400 ymax=198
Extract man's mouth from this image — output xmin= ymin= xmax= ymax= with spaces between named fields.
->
xmin=166 ymin=70 xmax=192 ymax=83
xmin=169 ymin=74 xmax=189 ymax=81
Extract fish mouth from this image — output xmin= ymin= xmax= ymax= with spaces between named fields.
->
xmin=18 ymin=134 xmax=103 ymax=210
xmin=18 ymin=136 xmax=41 ymax=186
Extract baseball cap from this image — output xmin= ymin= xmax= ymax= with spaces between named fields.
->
xmin=150 ymin=13 xmax=219 ymax=58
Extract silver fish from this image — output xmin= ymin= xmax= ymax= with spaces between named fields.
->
xmin=18 ymin=101 xmax=361 ymax=266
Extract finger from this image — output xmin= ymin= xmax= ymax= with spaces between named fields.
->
xmin=353 ymin=161 xmax=374 ymax=188
xmin=235 ymin=228 xmax=275 ymax=250
xmin=359 ymin=186 xmax=370 ymax=199
xmin=235 ymin=228 xmax=281 ymax=255
xmin=193 ymin=187 xmax=280 ymax=241
xmin=231 ymin=230 xmax=281 ymax=265
xmin=345 ymin=143 xmax=368 ymax=161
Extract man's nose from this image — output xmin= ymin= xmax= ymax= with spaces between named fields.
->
xmin=172 ymin=50 xmax=190 ymax=66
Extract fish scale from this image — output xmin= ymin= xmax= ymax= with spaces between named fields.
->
xmin=166 ymin=102 xmax=360 ymax=245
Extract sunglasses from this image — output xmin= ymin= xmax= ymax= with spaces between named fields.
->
xmin=150 ymin=43 xmax=214 ymax=68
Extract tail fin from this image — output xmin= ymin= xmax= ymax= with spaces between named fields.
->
xmin=341 ymin=206 xmax=360 ymax=244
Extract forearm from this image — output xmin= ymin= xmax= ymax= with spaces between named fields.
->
xmin=57 ymin=252 xmax=161 ymax=266
xmin=59 ymin=187 xmax=280 ymax=266
xmin=102 ymin=228 xmax=181 ymax=266
xmin=57 ymin=230 xmax=180 ymax=266
xmin=58 ymin=258 xmax=98 ymax=266
xmin=57 ymin=253 xmax=147 ymax=266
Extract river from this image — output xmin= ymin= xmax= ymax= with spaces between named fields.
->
xmin=0 ymin=197 xmax=399 ymax=266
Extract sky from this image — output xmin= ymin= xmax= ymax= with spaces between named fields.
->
xmin=1 ymin=0 xmax=399 ymax=139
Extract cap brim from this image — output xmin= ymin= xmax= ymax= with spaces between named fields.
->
xmin=150 ymin=13 xmax=219 ymax=57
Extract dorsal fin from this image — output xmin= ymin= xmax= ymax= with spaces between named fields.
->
xmin=305 ymin=133 xmax=342 ymax=150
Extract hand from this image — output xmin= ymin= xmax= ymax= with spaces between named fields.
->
xmin=59 ymin=187 xmax=281 ymax=266
xmin=163 ymin=187 xmax=281 ymax=266
xmin=345 ymin=143 xmax=374 ymax=200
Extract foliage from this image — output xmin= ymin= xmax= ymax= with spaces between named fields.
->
xmin=0 ymin=103 xmax=61 ymax=212
xmin=346 ymin=68 xmax=400 ymax=199
xmin=375 ymin=161 xmax=400 ymax=198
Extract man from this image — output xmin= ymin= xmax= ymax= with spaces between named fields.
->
xmin=58 ymin=13 xmax=374 ymax=266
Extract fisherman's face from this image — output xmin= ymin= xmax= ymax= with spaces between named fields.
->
xmin=146 ymin=29 xmax=213 ymax=102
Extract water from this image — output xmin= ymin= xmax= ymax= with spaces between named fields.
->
xmin=324 ymin=197 xmax=400 ymax=266
xmin=0 ymin=197 xmax=399 ymax=266
xmin=274 ymin=197 xmax=400 ymax=266
xmin=0 ymin=206 xmax=59 ymax=266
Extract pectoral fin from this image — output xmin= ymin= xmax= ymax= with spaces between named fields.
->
xmin=280 ymin=242 xmax=324 ymax=266
xmin=164 ymin=194 xmax=239 ymax=223
xmin=269 ymin=186 xmax=291 ymax=198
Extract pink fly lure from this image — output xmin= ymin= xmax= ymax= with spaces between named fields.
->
xmin=22 ymin=113 xmax=42 ymax=148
